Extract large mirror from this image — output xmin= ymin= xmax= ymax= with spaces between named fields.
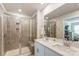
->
xmin=64 ymin=17 xmax=79 ymax=41
xmin=44 ymin=17 xmax=56 ymax=38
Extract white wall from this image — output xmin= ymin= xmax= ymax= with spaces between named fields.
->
xmin=37 ymin=10 xmax=44 ymax=38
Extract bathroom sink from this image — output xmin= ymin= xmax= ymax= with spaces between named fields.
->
xmin=51 ymin=43 xmax=77 ymax=55
xmin=43 ymin=39 xmax=53 ymax=43
xmin=44 ymin=38 xmax=77 ymax=54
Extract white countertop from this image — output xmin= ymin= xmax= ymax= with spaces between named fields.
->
xmin=35 ymin=38 xmax=79 ymax=56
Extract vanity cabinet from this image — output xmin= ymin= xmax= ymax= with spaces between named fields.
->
xmin=35 ymin=42 xmax=44 ymax=56
xmin=35 ymin=42 xmax=62 ymax=56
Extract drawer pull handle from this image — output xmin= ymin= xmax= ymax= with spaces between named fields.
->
xmin=37 ymin=48 xmax=39 ymax=53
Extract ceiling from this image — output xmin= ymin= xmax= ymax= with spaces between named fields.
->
xmin=3 ymin=3 xmax=48 ymax=16
xmin=45 ymin=3 xmax=79 ymax=20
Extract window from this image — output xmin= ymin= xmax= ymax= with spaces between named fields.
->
xmin=74 ymin=25 xmax=79 ymax=35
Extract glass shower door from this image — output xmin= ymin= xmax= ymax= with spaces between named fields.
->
xmin=21 ymin=18 xmax=31 ymax=55
xmin=4 ymin=16 xmax=19 ymax=56
xmin=20 ymin=17 xmax=37 ymax=55
xmin=3 ymin=15 xmax=36 ymax=56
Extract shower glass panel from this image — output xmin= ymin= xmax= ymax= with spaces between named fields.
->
xmin=0 ymin=15 xmax=2 ymax=55
xmin=21 ymin=17 xmax=37 ymax=55
xmin=21 ymin=18 xmax=31 ymax=55
xmin=1 ymin=14 xmax=37 ymax=56
xmin=3 ymin=15 xmax=32 ymax=56
xmin=4 ymin=15 xmax=19 ymax=56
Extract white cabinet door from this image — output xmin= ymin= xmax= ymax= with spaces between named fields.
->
xmin=44 ymin=47 xmax=62 ymax=56
xmin=35 ymin=42 xmax=44 ymax=56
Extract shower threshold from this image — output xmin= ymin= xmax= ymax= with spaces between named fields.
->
xmin=5 ymin=47 xmax=32 ymax=56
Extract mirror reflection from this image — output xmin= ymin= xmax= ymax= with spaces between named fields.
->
xmin=44 ymin=17 xmax=56 ymax=38
xmin=64 ymin=17 xmax=79 ymax=41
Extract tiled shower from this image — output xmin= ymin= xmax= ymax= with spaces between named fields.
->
xmin=0 ymin=14 xmax=37 ymax=56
